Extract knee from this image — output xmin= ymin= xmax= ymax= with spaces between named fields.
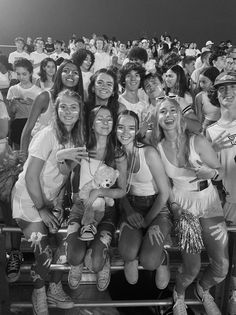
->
xmin=119 ymin=243 xmax=138 ymax=262
xmin=140 ymin=252 xmax=162 ymax=271
xmin=212 ymin=256 xmax=229 ymax=280
xmin=67 ymin=242 xmax=85 ymax=266
xmin=185 ymin=261 xmax=201 ymax=279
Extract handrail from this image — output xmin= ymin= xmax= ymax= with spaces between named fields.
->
xmin=11 ymin=299 xmax=202 ymax=308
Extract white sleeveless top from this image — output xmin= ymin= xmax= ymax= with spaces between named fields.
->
xmin=158 ymin=135 xmax=222 ymax=218
xmin=129 ymin=147 xmax=157 ymax=196
xmin=32 ymin=90 xmax=54 ymax=137
xmin=79 ymin=158 xmax=102 ymax=189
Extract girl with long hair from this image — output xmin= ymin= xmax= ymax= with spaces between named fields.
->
xmin=36 ymin=57 xmax=57 ymax=91
xmin=11 ymin=89 xmax=85 ymax=314
xmin=65 ymin=105 xmax=127 ymax=292
xmin=155 ymin=98 xmax=228 ymax=315
xmin=116 ymin=110 xmax=170 ymax=288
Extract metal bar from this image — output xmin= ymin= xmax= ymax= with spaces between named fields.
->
xmin=11 ymin=299 xmax=202 ymax=308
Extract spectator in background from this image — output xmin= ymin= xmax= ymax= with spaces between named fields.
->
xmin=44 ymin=36 xmax=55 ymax=55
xmin=93 ymin=37 xmax=112 ymax=73
xmin=191 ymin=51 xmax=211 ymax=91
xmin=8 ymin=37 xmax=30 ymax=66
xmin=202 ymin=40 xmax=214 ymax=53
xmin=0 ymin=55 xmax=13 ymax=101
xmin=24 ymin=37 xmax=34 ymax=54
xmin=35 ymin=57 xmax=57 ymax=91
xmin=182 ymin=56 xmax=196 ymax=91
xmin=74 ymin=38 xmax=85 ymax=53
xmin=50 ymin=40 xmax=70 ymax=61
xmin=209 ymin=49 xmax=227 ymax=74
xmin=30 ymin=37 xmax=48 ymax=80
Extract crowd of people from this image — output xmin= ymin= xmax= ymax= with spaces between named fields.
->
xmin=0 ymin=32 xmax=236 ymax=315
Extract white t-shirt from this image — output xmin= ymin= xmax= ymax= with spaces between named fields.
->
xmin=119 ymin=95 xmax=148 ymax=121
xmin=8 ymin=51 xmax=30 ymax=65
xmin=7 ymin=84 xmax=41 ymax=119
xmin=207 ymin=120 xmax=236 ymax=203
xmin=30 ymin=51 xmax=48 ymax=78
xmin=12 ymin=126 xmax=69 ymax=221
xmin=93 ymin=52 xmax=111 ymax=73
xmin=82 ymin=71 xmax=93 ymax=101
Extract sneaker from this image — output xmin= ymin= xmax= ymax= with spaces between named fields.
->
xmin=47 ymin=281 xmax=74 ymax=309
xmin=79 ymin=224 xmax=97 ymax=241
xmin=173 ymin=289 xmax=187 ymax=315
xmin=194 ymin=281 xmax=221 ymax=315
xmin=228 ymin=291 xmax=236 ymax=315
xmin=6 ymin=250 xmax=23 ymax=283
xmin=68 ymin=263 xmax=83 ymax=290
xmin=97 ymin=255 xmax=111 ymax=291
xmin=124 ymin=259 xmax=139 ymax=285
xmin=32 ymin=286 xmax=48 ymax=315
xmin=155 ymin=249 xmax=170 ymax=290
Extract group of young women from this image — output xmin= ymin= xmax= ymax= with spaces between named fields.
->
xmin=2 ymin=53 xmax=229 ymax=315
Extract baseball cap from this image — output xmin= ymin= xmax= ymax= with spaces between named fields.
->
xmin=206 ymin=40 xmax=214 ymax=46
xmin=214 ymin=71 xmax=236 ymax=88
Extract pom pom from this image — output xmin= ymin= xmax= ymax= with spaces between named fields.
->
xmin=175 ymin=211 xmax=204 ymax=254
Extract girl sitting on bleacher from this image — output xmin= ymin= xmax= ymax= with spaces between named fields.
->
xmin=11 ymin=89 xmax=84 ymax=315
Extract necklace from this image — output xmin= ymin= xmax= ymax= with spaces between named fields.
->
xmin=126 ymin=146 xmax=138 ymax=193
xmin=88 ymin=147 xmax=106 ymax=177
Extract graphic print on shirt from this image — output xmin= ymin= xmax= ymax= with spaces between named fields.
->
xmin=228 ymin=134 xmax=236 ymax=145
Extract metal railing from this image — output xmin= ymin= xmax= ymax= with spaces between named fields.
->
xmin=0 ymin=224 xmax=235 ymax=314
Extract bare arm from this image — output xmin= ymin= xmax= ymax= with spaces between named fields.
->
xmin=194 ymin=93 xmax=204 ymax=123
xmin=143 ymin=146 xmax=170 ymax=227
xmin=20 ymin=91 xmax=50 ymax=155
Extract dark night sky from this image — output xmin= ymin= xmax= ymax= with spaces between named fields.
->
xmin=0 ymin=0 xmax=235 ymax=48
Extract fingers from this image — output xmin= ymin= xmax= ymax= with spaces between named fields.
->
xmin=196 ymin=160 xmax=203 ymax=166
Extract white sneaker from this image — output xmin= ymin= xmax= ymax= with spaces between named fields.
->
xmin=155 ymin=249 xmax=170 ymax=290
xmin=124 ymin=259 xmax=139 ymax=285
xmin=79 ymin=224 xmax=97 ymax=241
xmin=47 ymin=281 xmax=74 ymax=309
xmin=194 ymin=281 xmax=221 ymax=315
xmin=68 ymin=263 xmax=83 ymax=290
xmin=228 ymin=290 xmax=236 ymax=315
xmin=32 ymin=286 xmax=48 ymax=315
xmin=173 ymin=289 xmax=187 ymax=315
xmin=97 ymin=256 xmax=111 ymax=291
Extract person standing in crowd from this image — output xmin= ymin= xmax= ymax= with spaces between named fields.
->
xmin=6 ymin=58 xmax=41 ymax=149
xmin=0 ymin=54 xmax=13 ymax=101
xmin=164 ymin=64 xmax=201 ymax=132
xmin=30 ymin=37 xmax=48 ymax=79
xmin=206 ymin=72 xmax=236 ymax=315
xmin=8 ymin=37 xmax=30 ymax=66
xmin=93 ymin=37 xmax=112 ymax=73
xmin=202 ymin=40 xmax=214 ymax=53
xmin=209 ymin=49 xmax=227 ymax=75
xmin=155 ymin=97 xmax=228 ymax=315
xmin=12 ymin=89 xmax=85 ymax=314
xmin=20 ymin=59 xmax=83 ymax=155
xmin=181 ymin=56 xmax=196 ymax=92
xmin=65 ymin=106 xmax=127 ymax=292
xmin=191 ymin=51 xmax=211 ymax=91
xmin=35 ymin=57 xmax=57 ymax=91
xmin=72 ymin=49 xmax=95 ymax=101
xmin=50 ymin=40 xmax=70 ymax=61
xmin=118 ymin=62 xmax=147 ymax=121
xmin=44 ymin=36 xmax=55 ymax=55
xmin=194 ymin=67 xmax=221 ymax=134
xmin=116 ymin=110 xmax=171 ymax=289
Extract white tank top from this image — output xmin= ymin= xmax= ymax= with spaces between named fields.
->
xmin=79 ymin=158 xmax=102 ymax=189
xmin=129 ymin=147 xmax=157 ymax=196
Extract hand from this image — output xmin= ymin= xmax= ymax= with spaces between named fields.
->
xmin=138 ymin=112 xmax=151 ymax=137
xmin=38 ymin=207 xmax=60 ymax=230
xmin=84 ymin=189 xmax=100 ymax=209
xmin=56 ymin=147 xmax=89 ymax=163
xmin=22 ymin=97 xmax=33 ymax=106
xmin=212 ymin=130 xmax=233 ymax=152
xmin=187 ymin=160 xmax=215 ymax=182
xmin=53 ymin=207 xmax=64 ymax=224
xmin=127 ymin=212 xmax=144 ymax=229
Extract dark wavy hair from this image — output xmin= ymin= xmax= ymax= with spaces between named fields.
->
xmin=119 ymin=61 xmax=146 ymax=88
xmin=38 ymin=57 xmax=57 ymax=82
xmin=165 ymin=64 xmax=189 ymax=98
xmin=53 ymin=89 xmax=85 ymax=147
xmin=86 ymin=105 xmax=116 ymax=166
xmin=72 ymin=49 xmax=95 ymax=70
xmin=86 ymin=68 xmax=119 ymax=117
xmin=51 ymin=59 xmax=84 ymax=102
xmin=14 ymin=58 xmax=33 ymax=82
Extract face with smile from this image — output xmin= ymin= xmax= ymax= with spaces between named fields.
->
xmin=61 ymin=63 xmax=80 ymax=88
xmin=158 ymin=100 xmax=179 ymax=130
xmin=93 ymin=108 xmax=113 ymax=137
xmin=144 ymin=76 xmax=163 ymax=100
xmin=125 ymin=70 xmax=141 ymax=92
xmin=94 ymin=73 xmax=114 ymax=101
xmin=16 ymin=67 xmax=31 ymax=85
xmin=81 ymin=54 xmax=92 ymax=72
xmin=165 ymin=69 xmax=177 ymax=90
xmin=58 ymin=95 xmax=80 ymax=128
xmin=116 ymin=115 xmax=137 ymax=147
xmin=199 ymin=74 xmax=212 ymax=92
xmin=217 ymin=84 xmax=236 ymax=109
